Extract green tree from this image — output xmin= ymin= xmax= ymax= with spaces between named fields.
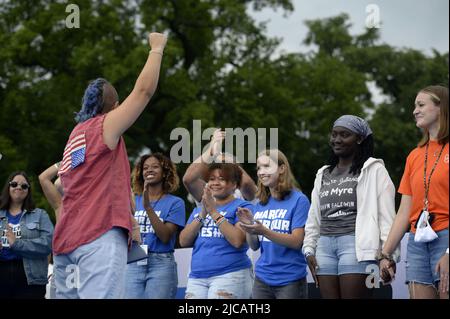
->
xmin=0 ymin=0 xmax=294 ymax=217
xmin=0 ymin=4 xmax=448 ymax=218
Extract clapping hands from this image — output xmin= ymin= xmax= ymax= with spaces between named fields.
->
xmin=201 ymin=184 xmax=216 ymax=214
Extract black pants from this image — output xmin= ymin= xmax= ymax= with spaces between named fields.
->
xmin=0 ymin=259 xmax=46 ymax=299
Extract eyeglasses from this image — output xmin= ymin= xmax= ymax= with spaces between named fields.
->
xmin=9 ymin=181 xmax=30 ymax=190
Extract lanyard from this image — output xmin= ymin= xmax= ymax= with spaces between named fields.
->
xmin=142 ymin=195 xmax=162 ymax=241
xmin=423 ymin=142 xmax=446 ymax=211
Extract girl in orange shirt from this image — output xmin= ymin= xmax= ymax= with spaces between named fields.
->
xmin=380 ymin=85 xmax=449 ymax=299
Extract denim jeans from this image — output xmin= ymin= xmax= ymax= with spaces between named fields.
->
xmin=406 ymin=229 xmax=449 ymax=285
xmin=54 ymin=227 xmax=127 ymax=299
xmin=252 ymin=276 xmax=308 ymax=299
xmin=185 ymin=267 xmax=253 ymax=299
xmin=124 ymin=252 xmax=178 ymax=299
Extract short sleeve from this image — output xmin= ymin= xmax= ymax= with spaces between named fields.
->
xmin=398 ymin=154 xmax=413 ymax=195
xmin=291 ymin=193 xmax=310 ymax=229
xmin=164 ymin=197 xmax=186 ymax=228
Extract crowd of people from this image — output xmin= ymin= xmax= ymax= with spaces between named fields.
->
xmin=0 ymin=32 xmax=448 ymax=300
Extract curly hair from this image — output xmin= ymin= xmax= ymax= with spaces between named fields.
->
xmin=131 ymin=153 xmax=180 ymax=195
xmin=327 ymin=134 xmax=374 ymax=175
xmin=207 ymin=163 xmax=242 ymax=188
xmin=256 ymin=149 xmax=300 ymax=205
xmin=0 ymin=171 xmax=35 ymax=211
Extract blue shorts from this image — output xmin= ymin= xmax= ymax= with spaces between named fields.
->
xmin=315 ymin=234 xmax=376 ymax=276
xmin=405 ymin=229 xmax=448 ymax=285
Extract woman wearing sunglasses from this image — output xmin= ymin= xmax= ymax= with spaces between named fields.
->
xmin=0 ymin=171 xmax=54 ymax=298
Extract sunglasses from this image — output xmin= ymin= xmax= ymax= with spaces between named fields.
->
xmin=9 ymin=181 xmax=30 ymax=190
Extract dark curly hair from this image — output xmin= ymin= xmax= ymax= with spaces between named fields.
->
xmin=207 ymin=163 xmax=242 ymax=188
xmin=131 ymin=153 xmax=180 ymax=195
xmin=0 ymin=171 xmax=35 ymax=211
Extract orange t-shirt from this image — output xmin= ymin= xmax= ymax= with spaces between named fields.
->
xmin=398 ymin=140 xmax=449 ymax=233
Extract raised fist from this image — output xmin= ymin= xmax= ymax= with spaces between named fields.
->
xmin=148 ymin=32 xmax=167 ymax=52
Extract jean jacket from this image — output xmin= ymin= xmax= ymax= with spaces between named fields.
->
xmin=0 ymin=208 xmax=54 ymax=285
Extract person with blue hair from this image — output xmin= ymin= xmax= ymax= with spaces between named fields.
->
xmin=52 ymin=32 xmax=167 ymax=299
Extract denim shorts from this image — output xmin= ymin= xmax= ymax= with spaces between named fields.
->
xmin=405 ymin=229 xmax=448 ymax=285
xmin=185 ymin=267 xmax=253 ymax=299
xmin=315 ymin=234 xmax=376 ymax=276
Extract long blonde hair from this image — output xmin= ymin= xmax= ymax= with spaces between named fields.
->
xmin=256 ymin=149 xmax=300 ymax=205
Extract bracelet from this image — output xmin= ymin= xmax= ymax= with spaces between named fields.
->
xmin=216 ymin=217 xmax=227 ymax=227
xmin=213 ymin=214 xmax=223 ymax=223
xmin=54 ymin=162 xmax=61 ymax=170
xmin=214 ymin=216 xmax=224 ymax=224
xmin=132 ymin=226 xmax=140 ymax=230
xmin=304 ymin=251 xmax=314 ymax=258
xmin=377 ymin=252 xmax=394 ymax=262
xmin=150 ymin=50 xmax=163 ymax=56
xmin=194 ymin=216 xmax=205 ymax=224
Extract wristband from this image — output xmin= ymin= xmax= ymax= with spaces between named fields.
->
xmin=446 ymin=248 xmax=449 ymax=254
xmin=377 ymin=252 xmax=394 ymax=262
xmin=304 ymin=251 xmax=314 ymax=258
xmin=150 ymin=49 xmax=163 ymax=56
xmin=213 ymin=214 xmax=223 ymax=223
xmin=216 ymin=217 xmax=227 ymax=227
xmin=194 ymin=216 xmax=205 ymax=224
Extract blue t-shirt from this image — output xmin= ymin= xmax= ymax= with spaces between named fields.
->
xmin=187 ymin=198 xmax=253 ymax=278
xmin=134 ymin=194 xmax=186 ymax=253
xmin=0 ymin=211 xmax=23 ymax=261
xmin=253 ymin=189 xmax=310 ymax=286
